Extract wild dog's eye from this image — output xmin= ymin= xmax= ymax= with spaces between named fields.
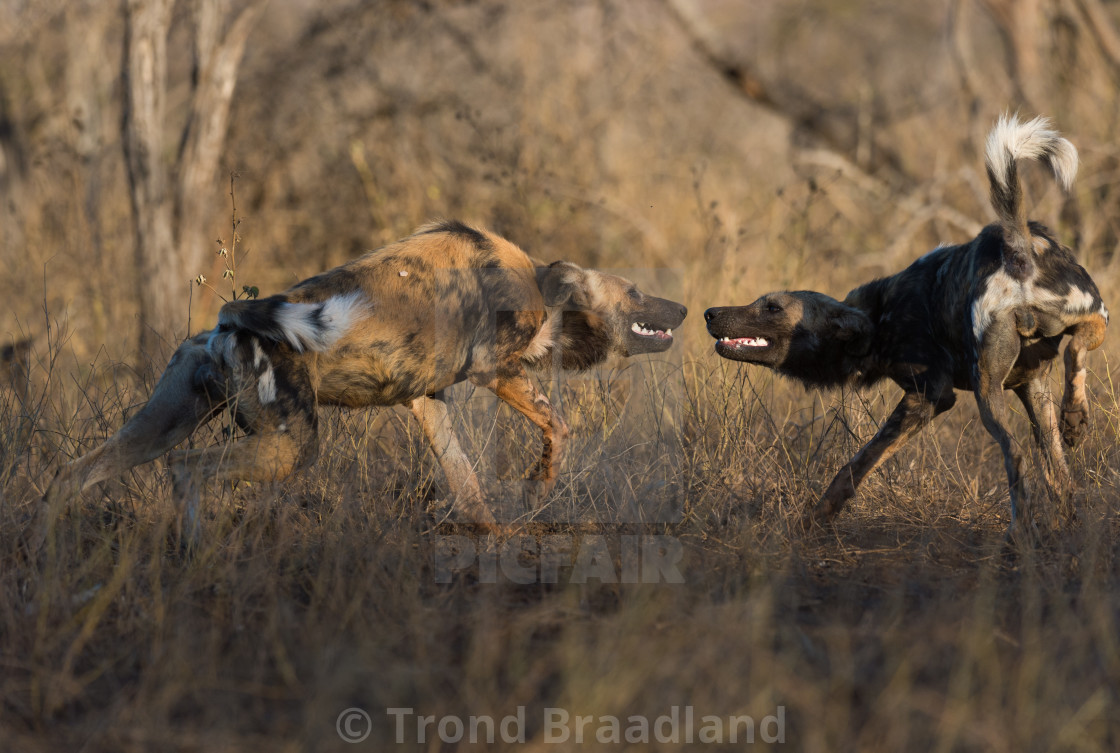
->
xmin=627 ymin=287 xmax=641 ymax=301
xmin=766 ymin=302 xmax=783 ymax=313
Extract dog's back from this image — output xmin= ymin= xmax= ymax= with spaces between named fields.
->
xmin=217 ymin=221 xmax=542 ymax=352
xmin=844 ymin=116 xmax=1107 ymax=391
xmin=209 ymin=220 xmax=549 ymax=406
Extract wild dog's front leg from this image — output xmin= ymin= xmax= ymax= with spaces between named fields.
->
xmin=44 ymin=333 xmax=222 ymax=514
xmin=410 ymin=393 xmax=497 ymax=531
xmin=482 ymin=369 xmax=569 ymax=504
xmin=1061 ymin=315 xmax=1106 ymax=447
xmin=807 ymin=389 xmax=954 ymax=528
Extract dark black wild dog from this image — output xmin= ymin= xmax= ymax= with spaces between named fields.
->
xmin=705 ymin=116 xmax=1107 ymax=532
xmin=46 ymin=221 xmax=686 ymax=531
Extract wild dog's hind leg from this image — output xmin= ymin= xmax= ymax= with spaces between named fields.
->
xmin=168 ymin=338 xmax=318 ymax=536
xmin=973 ymin=318 xmax=1034 ymax=530
xmin=477 ymin=367 xmax=569 ymax=506
xmin=1013 ymin=376 xmax=1073 ymax=518
xmin=44 ymin=332 xmax=223 ymax=514
xmin=806 ymin=385 xmax=956 ymax=528
xmin=1061 ymin=314 xmax=1107 ymax=447
xmin=410 ymin=392 xmax=497 ymax=530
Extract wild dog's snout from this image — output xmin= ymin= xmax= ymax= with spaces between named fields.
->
xmin=703 ymin=306 xmax=740 ymax=336
xmin=704 ymin=307 xmax=725 ymax=326
xmin=649 ymin=296 xmax=688 ymax=328
xmin=704 ymin=306 xmax=739 ymax=325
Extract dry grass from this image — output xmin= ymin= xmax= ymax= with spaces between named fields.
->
xmin=5 ymin=2 xmax=1120 ymax=750
xmin=4 ymin=139 xmax=1120 ymax=753
xmin=2 ymin=292 xmax=1120 ymax=751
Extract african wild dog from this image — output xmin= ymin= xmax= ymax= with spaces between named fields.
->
xmin=705 ymin=115 xmax=1107 ymax=533
xmin=45 ymin=221 xmax=686 ymax=531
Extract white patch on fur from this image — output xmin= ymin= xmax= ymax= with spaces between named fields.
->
xmin=972 ymin=270 xmax=1103 ymax=343
xmin=251 ymin=337 xmax=266 ymax=368
xmin=523 ymin=315 xmax=559 ymax=364
xmin=985 ymin=114 xmax=1078 ymax=192
xmin=582 ymin=271 xmax=607 ymax=309
xmin=1063 ymin=287 xmax=1096 ymax=314
xmin=275 ymin=291 xmax=366 ymax=352
xmin=257 ymin=366 xmax=277 ymax=404
xmin=972 ymin=270 xmax=1022 ymax=342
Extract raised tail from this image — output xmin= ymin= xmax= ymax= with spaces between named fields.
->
xmin=217 ymin=291 xmax=365 ymax=353
xmin=984 ymin=114 xmax=1078 ymax=278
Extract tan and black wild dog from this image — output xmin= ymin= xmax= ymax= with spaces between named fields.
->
xmin=46 ymin=221 xmax=686 ymax=530
xmin=705 ymin=115 xmax=1107 ymax=533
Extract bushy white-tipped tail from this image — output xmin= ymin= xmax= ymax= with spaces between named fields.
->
xmin=984 ymin=114 xmax=1078 ymax=277
xmin=217 ymin=290 xmax=366 ymax=353
xmin=272 ymin=292 xmax=365 ymax=352
xmin=985 ymin=114 xmax=1078 ymax=195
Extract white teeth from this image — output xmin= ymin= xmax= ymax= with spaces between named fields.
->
xmin=720 ymin=336 xmax=769 ymax=347
xmin=631 ymin=322 xmax=669 ymax=337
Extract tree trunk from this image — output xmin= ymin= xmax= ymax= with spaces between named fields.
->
xmin=122 ymin=0 xmax=262 ymax=359
xmin=122 ymin=0 xmax=177 ymax=356
xmin=177 ymin=0 xmax=264 ymax=320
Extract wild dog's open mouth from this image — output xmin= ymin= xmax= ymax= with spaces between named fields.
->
xmin=713 ymin=334 xmax=773 ymax=361
xmin=718 ymin=336 xmax=769 ymax=349
xmin=631 ymin=322 xmax=673 ymax=340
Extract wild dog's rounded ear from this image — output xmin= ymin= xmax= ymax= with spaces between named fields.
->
xmin=538 ymin=261 xmax=586 ymax=307
xmin=831 ymin=306 xmax=872 ymax=353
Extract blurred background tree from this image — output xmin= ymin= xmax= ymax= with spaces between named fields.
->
xmin=123 ymin=0 xmax=262 ymax=356
xmin=1 ymin=0 xmax=1118 ymax=362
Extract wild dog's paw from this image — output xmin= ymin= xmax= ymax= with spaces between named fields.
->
xmin=1060 ymin=404 xmax=1089 ymax=447
xmin=795 ymin=480 xmax=853 ymax=533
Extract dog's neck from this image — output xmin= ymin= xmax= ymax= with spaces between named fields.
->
xmin=773 ymin=288 xmax=878 ymax=390
xmin=525 ymin=308 xmax=615 ymax=372
xmin=778 ymin=334 xmax=873 ymax=389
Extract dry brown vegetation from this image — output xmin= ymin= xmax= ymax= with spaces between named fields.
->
xmin=2 ymin=1 xmax=1120 ymax=751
